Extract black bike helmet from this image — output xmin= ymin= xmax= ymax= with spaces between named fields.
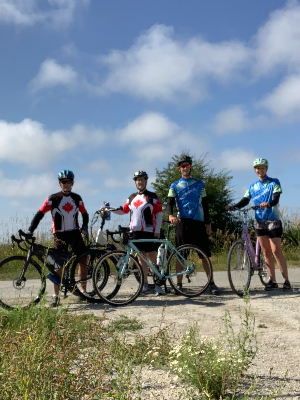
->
xmin=133 ymin=171 xmax=148 ymax=181
xmin=177 ymin=155 xmax=192 ymax=167
xmin=58 ymin=170 xmax=74 ymax=181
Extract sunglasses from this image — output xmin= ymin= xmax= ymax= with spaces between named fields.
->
xmin=60 ymin=180 xmax=73 ymax=184
xmin=180 ymin=163 xmax=191 ymax=168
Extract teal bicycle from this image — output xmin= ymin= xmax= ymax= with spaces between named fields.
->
xmin=92 ymin=218 xmax=213 ymax=306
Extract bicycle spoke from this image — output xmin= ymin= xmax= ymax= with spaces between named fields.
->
xmin=227 ymin=241 xmax=251 ymax=296
xmin=167 ymin=244 xmax=211 ymax=297
xmin=0 ymin=256 xmax=45 ymax=310
xmin=93 ymin=251 xmax=143 ymax=306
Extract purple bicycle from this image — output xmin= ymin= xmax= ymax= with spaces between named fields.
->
xmin=227 ymin=206 xmax=270 ymax=296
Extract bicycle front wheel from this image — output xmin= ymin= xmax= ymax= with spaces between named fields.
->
xmin=93 ymin=251 xmax=144 ymax=306
xmin=70 ymin=249 xmax=109 ymax=303
xmin=227 ymin=241 xmax=252 ymax=296
xmin=0 ymin=255 xmax=46 ymax=310
xmin=167 ymin=244 xmax=212 ymax=297
xmin=258 ymin=249 xmax=270 ymax=286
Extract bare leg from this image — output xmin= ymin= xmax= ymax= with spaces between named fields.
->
xmin=78 ymin=257 xmax=88 ymax=292
xmin=53 ymin=267 xmax=62 ymax=296
xmin=270 ymin=238 xmax=289 ymax=281
xmin=176 ymin=256 xmax=213 ymax=285
xmin=258 ymin=236 xmax=276 ymax=281
xmin=138 ymin=251 xmax=156 ymax=284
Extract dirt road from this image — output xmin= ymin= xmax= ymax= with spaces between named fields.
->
xmin=64 ymin=268 xmax=300 ymax=399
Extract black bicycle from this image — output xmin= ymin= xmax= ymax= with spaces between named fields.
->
xmin=0 ymin=229 xmax=110 ymax=310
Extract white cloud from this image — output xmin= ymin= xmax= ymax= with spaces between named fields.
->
xmin=218 ymin=149 xmax=255 ymax=171
xmin=0 ymin=171 xmax=55 ymax=198
xmin=254 ymin=1 xmax=300 ymax=76
xmin=212 ymin=106 xmax=250 ymax=134
xmin=100 ymin=24 xmax=250 ymax=101
xmin=0 ymin=0 xmax=89 ymax=27
xmin=118 ymin=112 xmax=179 ymax=143
xmin=29 ymin=59 xmax=78 ymax=91
xmin=0 ymin=119 xmax=106 ymax=166
xmin=259 ymin=74 xmax=300 ymax=117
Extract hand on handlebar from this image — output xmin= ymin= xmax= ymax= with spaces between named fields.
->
xmin=259 ymin=202 xmax=270 ymax=209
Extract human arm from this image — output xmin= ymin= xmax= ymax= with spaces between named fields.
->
xmin=260 ymin=192 xmax=281 ymax=209
xmin=225 ymin=197 xmax=250 ymax=211
xmin=202 ymin=196 xmax=212 ymax=235
xmin=167 ymin=196 xmax=180 ymax=224
xmin=28 ymin=211 xmax=44 ymax=233
xmin=153 ymin=196 xmax=163 ymax=237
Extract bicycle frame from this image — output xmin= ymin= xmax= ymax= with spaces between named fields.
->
xmin=117 ymin=237 xmax=194 ymax=280
xmin=241 ymin=218 xmax=262 ymax=271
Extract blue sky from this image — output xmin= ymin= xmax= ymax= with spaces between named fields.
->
xmin=0 ymin=0 xmax=300 ymax=234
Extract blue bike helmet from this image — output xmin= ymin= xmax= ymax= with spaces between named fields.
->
xmin=58 ymin=170 xmax=74 ymax=181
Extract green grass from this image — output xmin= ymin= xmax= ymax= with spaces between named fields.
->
xmin=0 ymin=300 xmax=283 ymax=399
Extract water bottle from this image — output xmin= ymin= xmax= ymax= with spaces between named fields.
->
xmin=156 ymin=244 xmax=166 ymax=266
xmin=47 ymin=272 xmax=60 ymax=286
xmin=46 ymin=254 xmax=61 ymax=270
xmin=104 ymin=202 xmax=111 ymax=221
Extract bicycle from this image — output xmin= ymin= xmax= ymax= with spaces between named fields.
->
xmin=227 ymin=206 xmax=270 ymax=296
xmin=0 ymin=228 xmax=111 ymax=310
xmin=92 ymin=214 xmax=213 ymax=306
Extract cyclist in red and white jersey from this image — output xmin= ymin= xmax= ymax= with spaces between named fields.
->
xmin=28 ymin=170 xmax=89 ymax=306
xmin=113 ymin=171 xmax=163 ymax=294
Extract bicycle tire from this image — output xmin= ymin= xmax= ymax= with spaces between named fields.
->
xmin=227 ymin=241 xmax=252 ymax=297
xmin=70 ymin=249 xmax=111 ymax=303
xmin=0 ymin=255 xmax=46 ymax=310
xmin=167 ymin=244 xmax=212 ymax=297
xmin=258 ymin=248 xmax=269 ymax=286
xmin=92 ymin=251 xmax=144 ymax=306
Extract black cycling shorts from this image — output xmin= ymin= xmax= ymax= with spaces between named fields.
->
xmin=255 ymin=220 xmax=283 ymax=239
xmin=175 ymin=218 xmax=211 ymax=257
xmin=131 ymin=231 xmax=157 ymax=253
xmin=54 ymin=230 xmax=86 ymax=255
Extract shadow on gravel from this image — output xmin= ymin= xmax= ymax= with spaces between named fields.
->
xmin=240 ymin=373 xmax=300 ymax=399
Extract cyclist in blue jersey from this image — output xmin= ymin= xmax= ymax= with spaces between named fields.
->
xmin=225 ymin=158 xmax=291 ymax=291
xmin=167 ymin=155 xmax=220 ymax=295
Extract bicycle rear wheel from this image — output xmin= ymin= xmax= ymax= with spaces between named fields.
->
xmin=167 ymin=244 xmax=212 ymax=297
xmin=70 ymin=249 xmax=111 ymax=303
xmin=0 ymin=255 xmax=46 ymax=310
xmin=93 ymin=251 xmax=144 ymax=306
xmin=227 ymin=241 xmax=252 ymax=297
xmin=258 ymin=249 xmax=269 ymax=286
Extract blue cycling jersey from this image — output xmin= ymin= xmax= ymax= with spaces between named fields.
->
xmin=244 ymin=176 xmax=282 ymax=221
xmin=168 ymin=177 xmax=206 ymax=221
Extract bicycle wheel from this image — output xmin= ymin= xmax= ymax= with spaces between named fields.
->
xmin=70 ymin=249 xmax=109 ymax=303
xmin=258 ymin=248 xmax=270 ymax=286
xmin=227 ymin=241 xmax=252 ymax=296
xmin=167 ymin=244 xmax=212 ymax=297
xmin=93 ymin=251 xmax=144 ymax=306
xmin=0 ymin=255 xmax=46 ymax=310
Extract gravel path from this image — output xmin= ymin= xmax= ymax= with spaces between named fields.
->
xmin=64 ymin=268 xmax=300 ymax=399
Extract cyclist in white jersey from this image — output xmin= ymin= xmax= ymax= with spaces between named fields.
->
xmin=110 ymin=171 xmax=163 ymax=294
xmin=225 ymin=158 xmax=291 ymax=291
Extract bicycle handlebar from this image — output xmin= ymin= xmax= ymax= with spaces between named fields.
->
xmin=11 ymin=229 xmax=36 ymax=251
xmin=228 ymin=205 xmax=260 ymax=212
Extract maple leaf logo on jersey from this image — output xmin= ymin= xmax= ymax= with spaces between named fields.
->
xmin=133 ymin=199 xmax=143 ymax=208
xmin=62 ymin=202 xmax=74 ymax=214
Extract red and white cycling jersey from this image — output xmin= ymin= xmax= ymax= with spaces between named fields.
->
xmin=29 ymin=191 xmax=88 ymax=234
xmin=122 ymin=190 xmax=163 ymax=233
